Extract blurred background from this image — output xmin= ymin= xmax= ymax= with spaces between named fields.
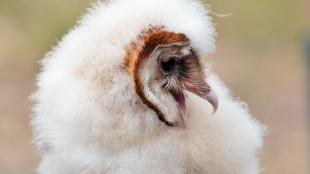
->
xmin=0 ymin=0 xmax=309 ymax=173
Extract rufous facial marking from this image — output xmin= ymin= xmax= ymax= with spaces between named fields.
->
xmin=125 ymin=26 xmax=188 ymax=126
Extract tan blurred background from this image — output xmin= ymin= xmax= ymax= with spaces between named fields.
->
xmin=0 ymin=0 xmax=309 ymax=174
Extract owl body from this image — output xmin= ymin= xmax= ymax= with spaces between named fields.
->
xmin=32 ymin=0 xmax=264 ymax=173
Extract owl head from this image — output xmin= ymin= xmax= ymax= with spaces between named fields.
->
xmin=66 ymin=0 xmax=219 ymax=130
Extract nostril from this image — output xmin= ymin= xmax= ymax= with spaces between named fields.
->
xmin=161 ymin=58 xmax=176 ymax=73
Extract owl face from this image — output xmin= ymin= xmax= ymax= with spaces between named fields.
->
xmin=125 ymin=27 xmax=217 ymax=127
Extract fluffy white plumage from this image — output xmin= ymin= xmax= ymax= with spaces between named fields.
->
xmin=31 ymin=0 xmax=264 ymax=173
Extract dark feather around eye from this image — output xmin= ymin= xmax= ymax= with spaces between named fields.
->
xmin=161 ymin=57 xmax=176 ymax=73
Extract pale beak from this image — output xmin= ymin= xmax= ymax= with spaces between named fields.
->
xmin=184 ymin=81 xmax=218 ymax=114
xmin=171 ymin=80 xmax=218 ymax=127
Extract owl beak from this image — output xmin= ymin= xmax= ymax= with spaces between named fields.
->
xmin=184 ymin=81 xmax=218 ymax=114
xmin=170 ymin=81 xmax=218 ymax=127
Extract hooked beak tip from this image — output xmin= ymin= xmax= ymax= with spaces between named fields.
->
xmin=206 ymin=88 xmax=218 ymax=114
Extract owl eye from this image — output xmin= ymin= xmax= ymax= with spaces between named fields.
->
xmin=160 ymin=57 xmax=176 ymax=73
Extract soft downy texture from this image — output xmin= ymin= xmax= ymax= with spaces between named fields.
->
xmin=31 ymin=0 xmax=265 ymax=173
